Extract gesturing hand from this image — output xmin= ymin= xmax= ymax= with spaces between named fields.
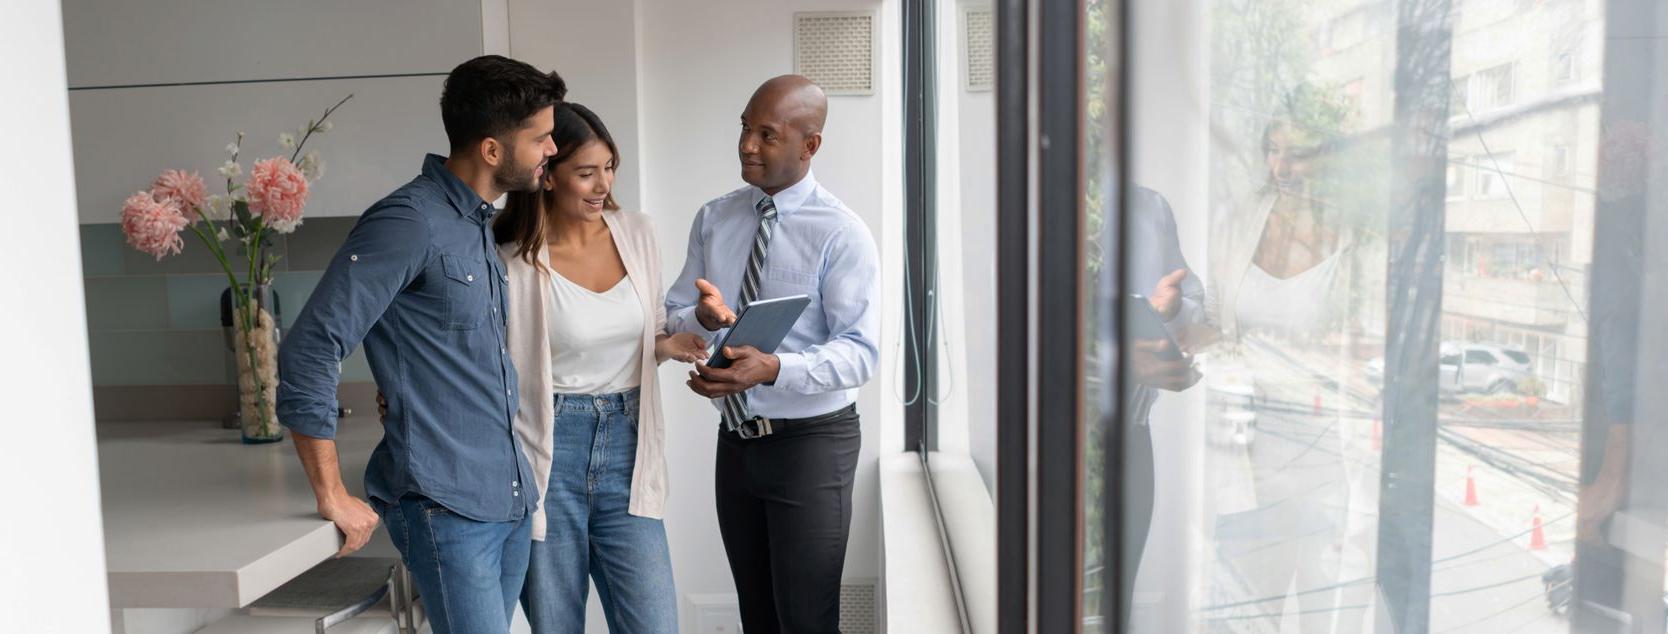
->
xmin=1148 ymin=269 xmax=1189 ymax=321
xmin=686 ymin=346 xmax=780 ymax=398
xmin=694 ymin=278 xmax=737 ymax=331
xmin=658 ymin=332 xmax=711 ymax=363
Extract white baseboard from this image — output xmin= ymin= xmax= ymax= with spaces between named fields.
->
xmin=684 ymin=593 xmax=741 ymax=634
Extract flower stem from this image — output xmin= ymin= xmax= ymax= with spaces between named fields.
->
xmin=242 ymin=219 xmax=275 ymax=437
xmin=227 ymin=132 xmax=243 ymax=195
xmin=290 ymin=94 xmax=353 ymax=164
xmin=187 ymin=216 xmax=275 ymax=439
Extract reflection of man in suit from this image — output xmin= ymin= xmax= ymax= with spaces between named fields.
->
xmin=1099 ymin=184 xmax=1204 ymax=629
xmin=1571 ymin=117 xmax=1658 ymax=630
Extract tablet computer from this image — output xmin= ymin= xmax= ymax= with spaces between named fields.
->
xmin=705 ymin=294 xmax=813 ymax=369
xmin=1128 ymin=294 xmax=1186 ymax=361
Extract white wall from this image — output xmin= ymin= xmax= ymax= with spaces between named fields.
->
xmin=0 ymin=1 xmax=111 ymax=631
xmin=62 ymin=0 xmax=482 ymax=223
xmin=68 ymin=77 xmax=453 ymax=223
xmin=506 ymin=0 xmax=645 ymax=213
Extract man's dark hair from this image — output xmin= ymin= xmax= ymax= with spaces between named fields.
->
xmin=440 ymin=55 xmax=568 ymax=152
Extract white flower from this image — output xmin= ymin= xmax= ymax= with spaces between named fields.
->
xmin=218 ymin=160 xmax=242 ymax=179
xmin=318 ymin=120 xmax=333 ymax=132
xmin=216 ymin=228 xmax=231 ymax=242
xmin=202 ymin=194 xmax=234 ymax=221
xmin=225 ymin=142 xmax=240 ymax=156
xmin=279 ymin=133 xmax=297 ymax=150
xmin=298 ymin=151 xmax=325 ymax=182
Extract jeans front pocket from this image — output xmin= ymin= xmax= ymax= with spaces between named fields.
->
xmin=415 ymin=496 xmax=454 ymax=518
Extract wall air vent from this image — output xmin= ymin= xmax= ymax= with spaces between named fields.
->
xmin=795 ymin=11 xmax=878 ymax=96
xmin=962 ymin=5 xmax=995 ymax=92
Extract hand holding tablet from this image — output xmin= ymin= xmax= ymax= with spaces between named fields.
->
xmin=705 ymin=295 xmax=812 ymax=369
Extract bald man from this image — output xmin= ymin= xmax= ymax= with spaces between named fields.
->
xmin=665 ymin=75 xmax=880 ymax=632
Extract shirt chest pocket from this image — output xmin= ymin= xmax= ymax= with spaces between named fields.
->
xmin=440 ymin=254 xmax=490 ymax=330
xmin=766 ymin=265 xmax=819 ymax=291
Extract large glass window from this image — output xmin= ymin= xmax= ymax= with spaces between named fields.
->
xmin=1052 ymin=0 xmax=1668 ymax=631
xmin=902 ymin=0 xmax=1001 ymax=629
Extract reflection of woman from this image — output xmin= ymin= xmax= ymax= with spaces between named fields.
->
xmin=1214 ymin=123 xmax=1345 ymax=337
xmin=496 ymin=103 xmax=707 ymax=632
xmin=1207 ymin=120 xmax=1377 ymax=632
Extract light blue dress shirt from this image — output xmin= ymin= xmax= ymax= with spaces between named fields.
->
xmin=666 ymin=172 xmax=881 ymax=420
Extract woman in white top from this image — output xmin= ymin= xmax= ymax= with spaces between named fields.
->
xmin=1207 ymin=117 xmax=1383 ymax=633
xmin=495 ymin=102 xmax=707 ymax=633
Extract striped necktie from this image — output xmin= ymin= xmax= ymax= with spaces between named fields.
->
xmin=721 ymin=196 xmax=779 ymax=433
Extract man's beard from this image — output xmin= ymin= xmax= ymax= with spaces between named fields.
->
xmin=493 ymin=152 xmax=542 ymax=193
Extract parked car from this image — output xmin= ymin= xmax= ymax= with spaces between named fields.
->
xmin=1365 ymin=342 xmax=1535 ymax=395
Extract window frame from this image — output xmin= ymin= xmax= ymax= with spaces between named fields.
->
xmin=903 ymin=0 xmax=939 ymax=455
xmin=993 ymin=0 xmax=1031 ymax=630
xmin=992 ymin=0 xmax=1098 ymax=629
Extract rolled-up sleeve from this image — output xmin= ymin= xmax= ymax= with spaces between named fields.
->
xmin=773 ymin=225 xmax=881 ymax=395
xmin=277 ymin=205 xmax=430 ymax=438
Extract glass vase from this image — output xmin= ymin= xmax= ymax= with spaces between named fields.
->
xmin=233 ymin=283 xmax=284 ymax=444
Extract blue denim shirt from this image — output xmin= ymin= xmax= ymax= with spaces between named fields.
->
xmin=278 ymin=154 xmax=534 ymax=522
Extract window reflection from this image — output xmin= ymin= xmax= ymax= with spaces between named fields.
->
xmin=1094 ymin=0 xmax=1667 ymax=631
xmin=1202 ymin=80 xmax=1386 ymax=634
xmin=1084 ymin=0 xmax=1117 ymax=629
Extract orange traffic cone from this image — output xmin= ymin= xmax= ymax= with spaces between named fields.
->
xmin=1464 ymin=466 xmax=1480 ymax=507
xmin=1529 ymin=505 xmax=1548 ymax=550
xmin=1372 ymin=419 xmax=1382 ymax=451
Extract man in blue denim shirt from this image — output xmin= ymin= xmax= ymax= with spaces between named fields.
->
xmin=277 ymin=56 xmax=561 ymax=633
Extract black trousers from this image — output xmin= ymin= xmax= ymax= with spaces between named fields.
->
xmin=715 ymin=405 xmax=862 ymax=634
xmin=1120 ymin=423 xmax=1156 ymax=632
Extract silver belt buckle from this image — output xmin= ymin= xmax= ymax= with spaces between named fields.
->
xmin=737 ymin=417 xmax=774 ymax=439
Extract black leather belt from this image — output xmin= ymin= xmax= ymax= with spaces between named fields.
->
xmin=732 ymin=404 xmax=856 ymax=439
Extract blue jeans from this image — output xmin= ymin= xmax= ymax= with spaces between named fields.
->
xmin=521 ymin=388 xmax=677 ymax=633
xmin=373 ymin=494 xmax=531 ymax=634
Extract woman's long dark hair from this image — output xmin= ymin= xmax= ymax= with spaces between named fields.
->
xmin=495 ymin=102 xmax=621 ymax=267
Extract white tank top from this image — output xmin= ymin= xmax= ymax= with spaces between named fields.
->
xmin=1235 ymin=253 xmax=1342 ymax=337
xmin=547 ymin=272 xmax=644 ymax=394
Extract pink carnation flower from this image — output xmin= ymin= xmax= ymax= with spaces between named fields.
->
xmin=247 ymin=157 xmax=310 ymax=233
xmin=152 ymin=169 xmax=207 ymax=216
xmin=121 ymin=190 xmax=189 ymax=260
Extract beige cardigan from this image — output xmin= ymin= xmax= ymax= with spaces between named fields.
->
xmin=500 ymin=209 xmax=669 ymax=540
